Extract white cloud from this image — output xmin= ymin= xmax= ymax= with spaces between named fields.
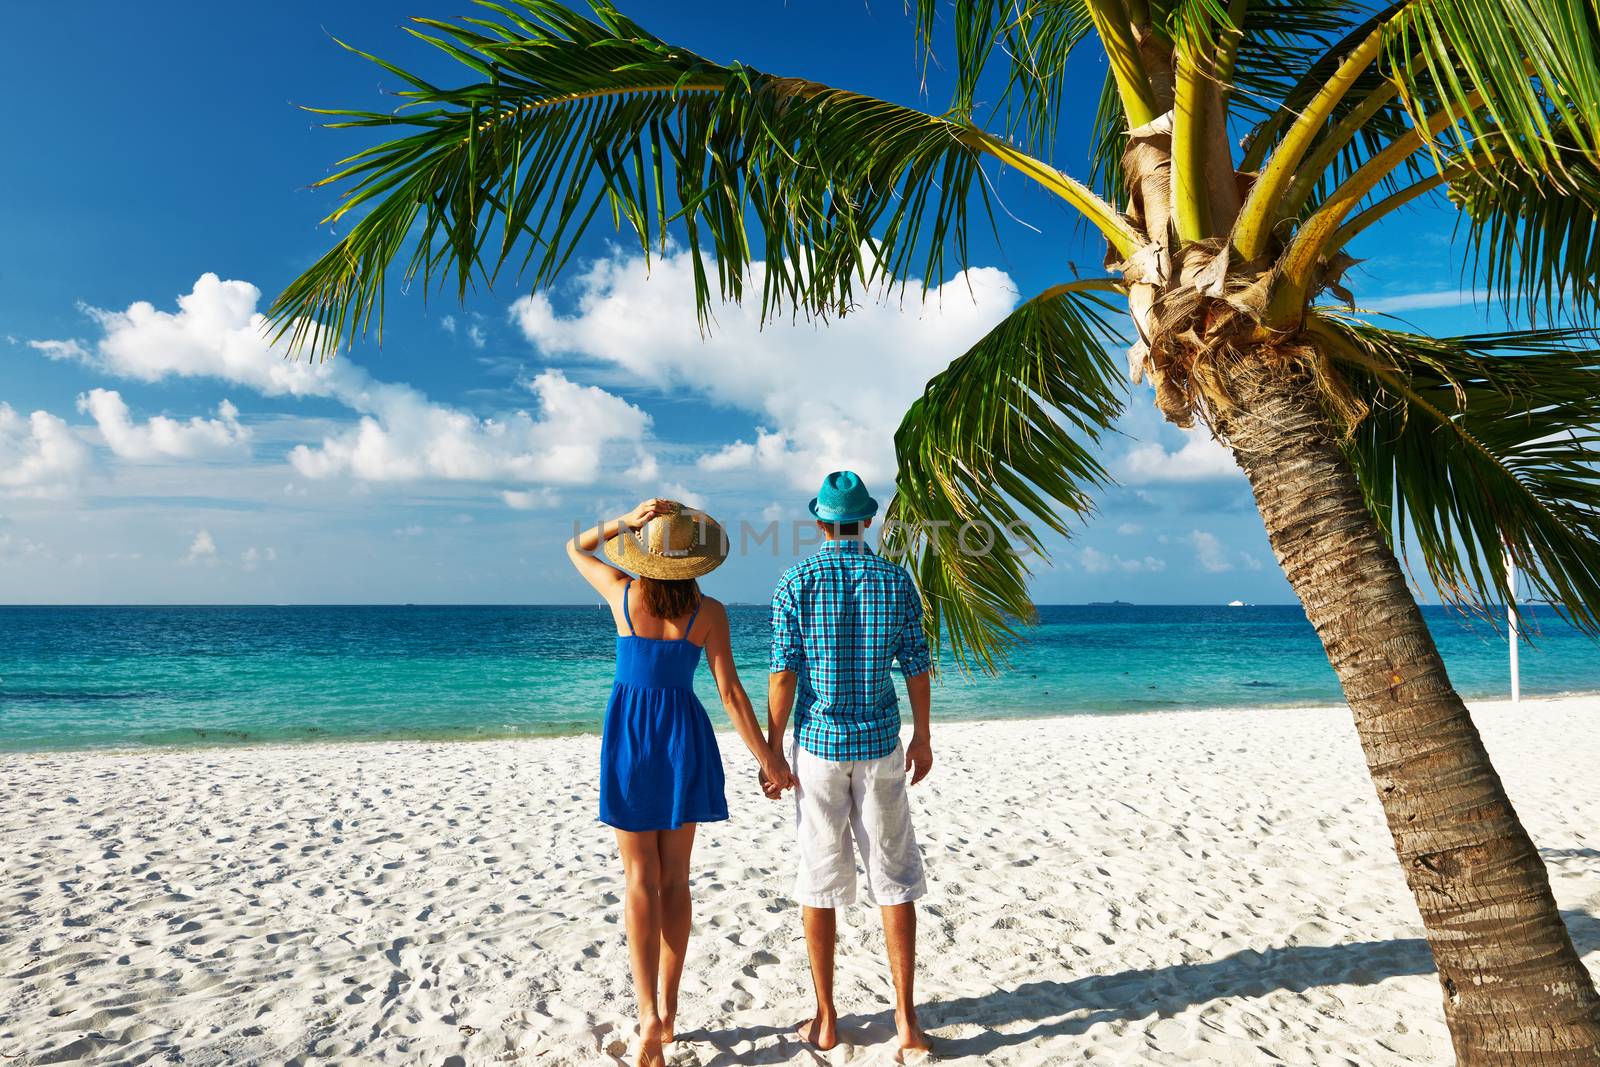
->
xmin=659 ymin=482 xmax=707 ymax=509
xmin=1120 ymin=430 xmax=1241 ymax=483
xmin=1242 ymin=552 xmax=1266 ymax=572
xmin=56 ymin=273 xmax=351 ymax=398
xmin=1116 ymin=522 xmax=1143 ymax=536
xmin=625 ymin=452 xmax=660 ymax=483
xmin=502 ymin=488 xmax=560 ymax=510
xmin=467 ymin=323 xmax=487 ymax=349
xmin=512 ymin=247 xmax=1018 ymax=491
xmin=76 ymin=389 xmax=249 ymax=460
xmin=697 ymin=429 xmax=794 ymax=474
xmin=1190 ymin=529 xmax=1234 ymax=573
xmin=1363 ymin=288 xmax=1491 ymax=313
xmin=0 ymin=404 xmax=90 ymax=495
xmin=1081 ymin=545 xmax=1166 ymax=574
xmin=241 ymin=546 xmax=276 ymax=571
xmin=43 ymin=275 xmax=650 ymax=501
xmin=440 ymin=315 xmax=458 ymax=334
xmin=288 ymin=369 xmax=648 ymax=486
xmin=28 ymin=338 xmax=90 ymax=362
xmin=0 ymin=531 xmax=48 ymax=564
xmin=184 ymin=529 xmax=217 ymax=563
xmin=392 ymin=524 xmax=425 ymax=538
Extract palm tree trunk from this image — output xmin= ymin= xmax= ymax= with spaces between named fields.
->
xmin=1217 ymin=360 xmax=1600 ymax=1065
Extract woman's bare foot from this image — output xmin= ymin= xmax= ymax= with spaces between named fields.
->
xmin=657 ymin=1008 xmax=676 ymax=1044
xmin=637 ymin=1017 xmax=667 ymax=1066
xmin=796 ymin=1015 xmax=839 ymax=1051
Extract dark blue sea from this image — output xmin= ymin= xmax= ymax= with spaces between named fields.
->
xmin=0 ymin=604 xmax=1594 ymax=751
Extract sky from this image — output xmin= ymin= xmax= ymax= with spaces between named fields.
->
xmin=0 ymin=0 xmax=1509 ymax=605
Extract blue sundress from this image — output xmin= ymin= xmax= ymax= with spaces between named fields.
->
xmin=598 ymin=580 xmax=729 ymax=832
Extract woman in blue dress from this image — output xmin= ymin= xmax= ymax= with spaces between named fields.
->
xmin=567 ymin=498 xmax=791 ymax=1067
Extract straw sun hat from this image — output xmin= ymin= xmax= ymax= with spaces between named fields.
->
xmin=603 ymin=501 xmax=729 ymax=580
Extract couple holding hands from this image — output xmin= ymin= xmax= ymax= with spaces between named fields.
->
xmin=566 ymin=471 xmax=935 ymax=1066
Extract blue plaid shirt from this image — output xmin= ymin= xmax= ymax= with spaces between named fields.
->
xmin=770 ymin=538 xmax=932 ymax=762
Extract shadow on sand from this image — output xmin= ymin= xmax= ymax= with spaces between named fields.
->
xmin=682 ymin=909 xmax=1600 ymax=1063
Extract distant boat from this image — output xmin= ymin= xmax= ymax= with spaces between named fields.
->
xmin=1088 ymin=600 xmax=1133 ymax=606
xmin=1228 ymin=600 xmax=1246 ymax=607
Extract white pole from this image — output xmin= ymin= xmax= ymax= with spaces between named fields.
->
xmin=1505 ymin=543 xmax=1520 ymax=704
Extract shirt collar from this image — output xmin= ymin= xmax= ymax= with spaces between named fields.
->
xmin=818 ymin=537 xmax=872 ymax=555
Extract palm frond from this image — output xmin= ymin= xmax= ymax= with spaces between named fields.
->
xmin=271 ymin=0 xmax=1015 ymax=355
xmin=1087 ymin=68 xmax=1129 ymax=207
xmin=911 ymin=0 xmax=1097 ymax=154
xmin=1282 ymin=85 xmax=1426 ymax=220
xmin=1237 ymin=3 xmax=1436 ymax=247
xmin=1449 ymin=128 xmax=1600 ymax=323
xmin=1171 ymin=0 xmax=1357 ymax=121
xmin=881 ymin=284 xmax=1127 ymax=671
xmin=1382 ymin=0 xmax=1600 ymax=175
xmin=1310 ymin=313 xmax=1600 ymax=633
xmin=1238 ymin=1 xmax=1405 ymax=168
xmin=1086 ymin=1 xmax=1360 ymax=221
xmin=1228 ymin=0 xmax=1378 ymax=124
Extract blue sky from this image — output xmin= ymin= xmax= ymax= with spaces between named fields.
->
xmin=0 ymin=1 xmax=1504 ymax=605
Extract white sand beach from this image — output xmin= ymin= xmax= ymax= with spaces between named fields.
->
xmin=2 ymin=696 xmax=1597 ymax=1066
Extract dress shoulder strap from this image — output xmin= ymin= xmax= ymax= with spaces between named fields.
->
xmin=684 ymin=594 xmax=703 ymax=636
xmin=621 ymin=578 xmax=637 ymax=636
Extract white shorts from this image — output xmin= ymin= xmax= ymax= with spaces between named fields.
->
xmin=791 ymin=740 xmax=927 ymax=908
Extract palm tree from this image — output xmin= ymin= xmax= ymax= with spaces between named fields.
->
xmin=269 ymin=0 xmax=1600 ymax=1060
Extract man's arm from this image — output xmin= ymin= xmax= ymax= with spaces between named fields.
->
xmin=764 ymin=671 xmax=798 ymax=799
xmin=895 ymin=575 xmax=934 ymax=785
xmin=764 ymin=581 xmax=803 ymax=799
xmin=904 ymin=671 xmax=932 ymax=785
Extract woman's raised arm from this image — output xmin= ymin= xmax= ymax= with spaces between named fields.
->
xmin=565 ymin=499 xmax=669 ymax=600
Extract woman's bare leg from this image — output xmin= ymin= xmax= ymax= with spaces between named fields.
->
xmin=615 ymin=829 xmax=666 ymax=1067
xmin=655 ymin=824 xmax=697 ymax=1041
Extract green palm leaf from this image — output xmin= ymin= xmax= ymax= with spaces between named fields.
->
xmin=272 ymin=0 xmax=1137 ymax=356
xmin=914 ymin=0 xmax=1357 ymax=158
xmin=271 ymin=0 xmax=1009 ymax=355
xmin=1450 ymin=129 xmax=1600 ymax=322
xmin=881 ymin=283 xmax=1127 ymax=671
xmin=1382 ymin=0 xmax=1600 ymax=175
xmin=911 ymin=0 xmax=1096 ymax=154
xmin=1310 ymin=313 xmax=1600 ymax=631
xmin=1182 ymin=0 xmax=1359 ymax=120
xmin=1086 ymin=68 xmax=1128 ymax=207
xmin=1239 ymin=3 xmax=1432 ymax=230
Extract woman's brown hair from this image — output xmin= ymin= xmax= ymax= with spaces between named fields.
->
xmin=637 ymin=576 xmax=701 ymax=622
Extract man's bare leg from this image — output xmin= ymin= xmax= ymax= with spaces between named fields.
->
xmin=797 ymin=905 xmax=840 ymax=1050
xmin=881 ymin=902 xmax=927 ymax=1052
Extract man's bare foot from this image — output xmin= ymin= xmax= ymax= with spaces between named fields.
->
xmin=796 ymin=1015 xmax=839 ymax=1051
xmin=896 ymin=1008 xmax=929 ymax=1053
xmin=636 ymin=1017 xmax=667 ymax=1066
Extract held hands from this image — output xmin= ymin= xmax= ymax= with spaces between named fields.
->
xmin=759 ymin=747 xmax=794 ymax=800
xmin=905 ymin=733 xmax=933 ymax=786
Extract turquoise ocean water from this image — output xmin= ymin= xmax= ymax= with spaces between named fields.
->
xmin=0 ymin=604 xmax=1594 ymax=752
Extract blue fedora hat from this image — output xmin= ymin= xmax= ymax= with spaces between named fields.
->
xmin=809 ymin=470 xmax=879 ymax=524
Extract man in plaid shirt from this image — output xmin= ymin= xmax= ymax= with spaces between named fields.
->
xmin=765 ymin=471 xmax=933 ymax=1056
